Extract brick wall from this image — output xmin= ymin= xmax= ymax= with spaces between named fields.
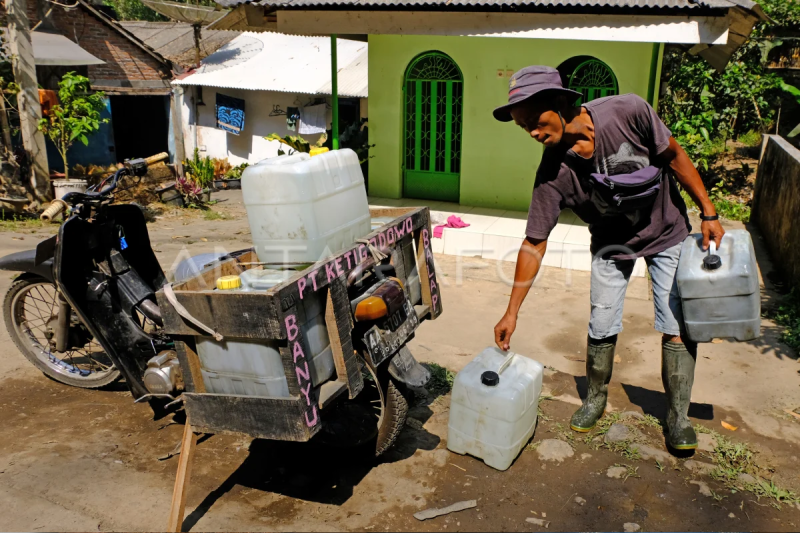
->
xmin=22 ymin=0 xmax=170 ymax=84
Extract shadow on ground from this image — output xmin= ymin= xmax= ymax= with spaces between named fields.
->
xmin=182 ymin=404 xmax=440 ymax=531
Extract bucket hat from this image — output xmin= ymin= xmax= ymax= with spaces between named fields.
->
xmin=493 ymin=65 xmax=582 ymax=122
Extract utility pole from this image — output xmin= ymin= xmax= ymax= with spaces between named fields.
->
xmin=6 ymin=0 xmax=50 ymax=202
xmin=330 ymin=34 xmax=338 ymax=150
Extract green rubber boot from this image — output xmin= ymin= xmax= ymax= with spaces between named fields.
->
xmin=662 ymin=341 xmax=698 ymax=450
xmin=570 ymin=338 xmax=616 ymax=432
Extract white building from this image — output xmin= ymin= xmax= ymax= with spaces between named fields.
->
xmin=173 ymin=32 xmax=367 ymax=165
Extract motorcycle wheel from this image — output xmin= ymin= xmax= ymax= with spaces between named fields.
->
xmin=4 ymin=277 xmax=120 ymax=388
xmin=317 ymin=355 xmax=409 ymax=457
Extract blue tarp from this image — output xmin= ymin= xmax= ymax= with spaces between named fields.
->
xmin=216 ymin=93 xmax=245 ymax=135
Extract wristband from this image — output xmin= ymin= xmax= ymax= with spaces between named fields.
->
xmin=700 ymin=214 xmax=719 ymax=221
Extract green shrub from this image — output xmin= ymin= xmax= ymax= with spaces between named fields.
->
xmin=767 ymin=289 xmax=800 ymax=354
xmin=183 ymin=148 xmax=214 ymax=189
xmin=422 ymin=362 xmax=455 ymax=395
xmin=737 ymin=130 xmax=762 ymax=146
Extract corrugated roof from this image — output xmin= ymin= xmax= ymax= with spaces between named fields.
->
xmin=213 ymin=0 xmax=729 ymax=9
xmin=173 ymin=32 xmax=368 ymax=97
xmin=119 ymin=22 xmax=238 ymax=67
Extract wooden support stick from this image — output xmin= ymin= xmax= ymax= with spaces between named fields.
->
xmin=167 ymin=421 xmax=198 ymax=533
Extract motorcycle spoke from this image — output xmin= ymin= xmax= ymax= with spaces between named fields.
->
xmin=14 ymin=281 xmax=115 ymax=381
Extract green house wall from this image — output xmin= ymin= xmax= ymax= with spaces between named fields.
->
xmin=367 ymin=34 xmax=663 ymax=211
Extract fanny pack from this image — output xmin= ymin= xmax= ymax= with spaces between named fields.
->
xmin=588 ymin=165 xmax=663 ymax=215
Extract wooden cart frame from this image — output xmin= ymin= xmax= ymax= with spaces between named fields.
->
xmin=157 ymin=207 xmax=442 ymax=530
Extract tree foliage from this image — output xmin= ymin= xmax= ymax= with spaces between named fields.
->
xmin=38 ymin=73 xmax=107 ymax=180
xmin=102 ymin=0 xmax=218 ymax=21
xmin=659 ymin=0 xmax=800 ymax=170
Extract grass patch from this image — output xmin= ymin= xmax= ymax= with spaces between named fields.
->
xmin=614 ymin=463 xmax=640 ymax=482
xmin=765 ymin=289 xmax=800 ymax=354
xmin=696 ymin=425 xmax=799 ymax=508
xmin=637 ymin=414 xmax=662 ymax=429
xmin=422 ymin=362 xmax=455 ymax=395
xmin=737 ymin=130 xmax=762 ymax=147
xmin=680 ymin=188 xmax=751 ymax=222
xmin=537 ymin=405 xmax=552 ymax=422
xmin=203 ymin=210 xmax=227 ymax=221
xmin=594 ymin=411 xmax=623 ymax=436
xmin=553 ymin=422 xmax=576 ymax=447
xmin=607 ymin=440 xmax=642 ymax=461
xmin=712 ymin=197 xmax=751 ymax=222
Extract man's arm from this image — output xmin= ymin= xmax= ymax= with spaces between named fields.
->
xmin=494 ymin=237 xmax=547 ymax=350
xmin=657 ymin=136 xmax=725 ymax=250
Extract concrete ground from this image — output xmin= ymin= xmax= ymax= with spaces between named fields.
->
xmin=0 ymin=190 xmax=799 ymax=531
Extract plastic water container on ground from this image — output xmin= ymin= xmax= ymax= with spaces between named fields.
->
xmin=242 ymin=148 xmax=371 ymax=264
xmin=676 ymin=230 xmax=761 ymax=342
xmin=53 ymin=179 xmax=88 ymax=200
xmin=447 ymin=347 xmax=544 ymax=471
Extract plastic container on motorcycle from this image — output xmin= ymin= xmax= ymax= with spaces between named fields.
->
xmin=241 ymin=148 xmax=371 ymax=264
xmin=447 ymin=347 xmax=544 ymax=471
xmin=196 ymin=282 xmax=335 ymax=395
xmin=676 ymin=230 xmax=761 ymax=342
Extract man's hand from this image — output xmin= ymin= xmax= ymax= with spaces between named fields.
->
xmin=494 ymin=312 xmax=517 ymax=351
xmin=701 ymin=219 xmax=724 ymax=251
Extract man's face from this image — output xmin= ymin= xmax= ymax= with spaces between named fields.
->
xmin=510 ymin=100 xmax=563 ymax=147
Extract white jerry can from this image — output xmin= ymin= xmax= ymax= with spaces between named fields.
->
xmin=676 ymin=230 xmax=761 ymax=342
xmin=447 ymin=347 xmax=544 ymax=471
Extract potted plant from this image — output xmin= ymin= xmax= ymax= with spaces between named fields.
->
xmin=175 ymin=176 xmax=209 ymax=206
xmin=38 ymin=72 xmax=108 ymax=198
xmin=223 ymin=162 xmax=249 ymax=189
xmin=212 ymin=158 xmax=232 ymax=190
xmin=182 ymin=149 xmax=214 ymax=202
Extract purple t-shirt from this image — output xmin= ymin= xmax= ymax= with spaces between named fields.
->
xmin=526 ymin=93 xmax=691 ymax=260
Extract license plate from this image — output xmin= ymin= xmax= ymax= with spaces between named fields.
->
xmin=364 ymin=299 xmax=418 ymax=366
xmin=382 ymin=306 xmax=408 ymax=332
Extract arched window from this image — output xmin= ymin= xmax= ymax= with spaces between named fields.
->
xmin=557 ymin=57 xmax=618 ymax=104
xmin=403 ymin=52 xmax=463 ymax=202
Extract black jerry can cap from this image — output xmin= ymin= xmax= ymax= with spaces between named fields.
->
xmin=481 ymin=371 xmax=500 ymax=387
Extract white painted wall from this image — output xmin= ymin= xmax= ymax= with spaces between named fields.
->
xmin=179 ymin=86 xmax=362 ymax=165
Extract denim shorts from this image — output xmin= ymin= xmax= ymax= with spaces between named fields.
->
xmin=588 ymin=242 xmax=684 ymax=339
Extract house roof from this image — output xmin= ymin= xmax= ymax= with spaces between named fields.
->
xmin=75 ymin=0 xmax=170 ymax=67
xmin=172 ymin=32 xmax=368 ymax=97
xmin=31 ymin=30 xmax=105 ymax=66
xmin=119 ymin=21 xmax=238 ymax=67
xmin=212 ymin=0 xmax=758 ymax=12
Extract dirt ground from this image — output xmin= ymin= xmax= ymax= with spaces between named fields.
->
xmin=0 ymin=190 xmax=799 ymax=532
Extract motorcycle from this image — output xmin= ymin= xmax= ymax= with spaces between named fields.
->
xmin=0 ymin=155 xmax=430 ymax=455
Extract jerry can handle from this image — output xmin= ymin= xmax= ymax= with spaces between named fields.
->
xmin=703 ymin=241 xmax=722 ymax=270
xmin=498 ymin=352 xmax=515 ymax=374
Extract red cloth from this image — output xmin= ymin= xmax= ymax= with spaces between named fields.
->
xmin=433 ymin=215 xmax=470 ymax=238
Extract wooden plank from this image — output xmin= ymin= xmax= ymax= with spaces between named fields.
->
xmin=166 ymin=421 xmax=198 ymax=533
xmin=174 ymin=339 xmax=204 ymax=393
xmin=325 ymin=278 xmax=363 ymax=399
xmin=369 ymin=207 xmax=417 ymax=219
xmin=278 ymin=298 xmax=323 ymax=438
xmin=157 ymin=289 xmax=283 ymax=339
xmin=183 ymin=393 xmax=313 ymax=442
xmin=318 ymin=380 xmax=348 ymax=409
xmin=414 ymin=209 xmax=443 ymax=319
